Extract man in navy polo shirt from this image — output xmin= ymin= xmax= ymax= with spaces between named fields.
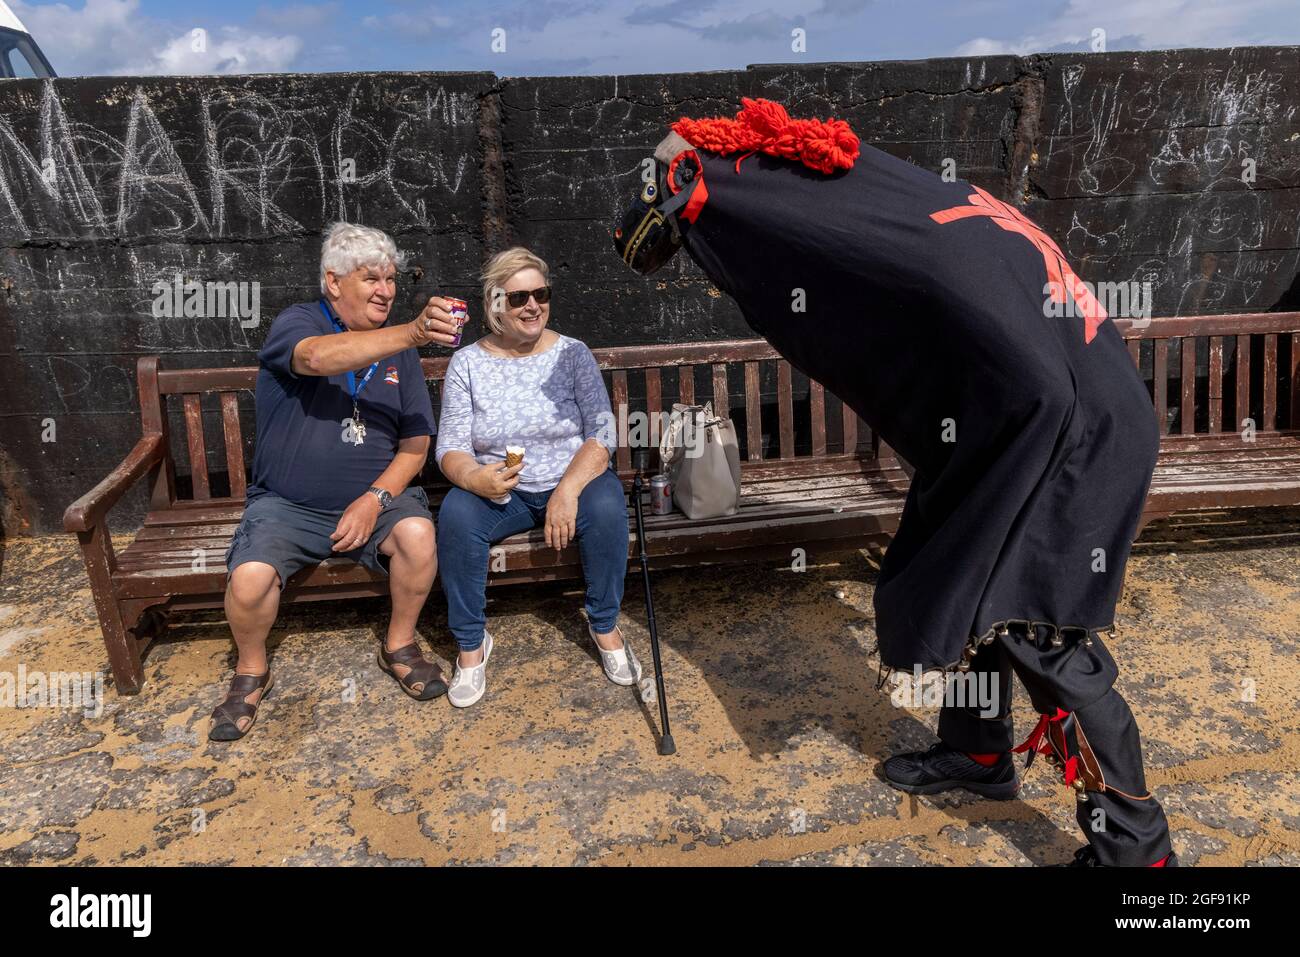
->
xmin=210 ymin=222 xmax=461 ymax=741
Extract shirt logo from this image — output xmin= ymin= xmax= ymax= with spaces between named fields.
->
xmin=930 ymin=185 xmax=1107 ymax=344
xmin=384 ymin=366 xmax=399 ymax=385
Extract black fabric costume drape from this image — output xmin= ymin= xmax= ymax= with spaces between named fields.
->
xmin=667 ymin=143 xmax=1159 ymax=675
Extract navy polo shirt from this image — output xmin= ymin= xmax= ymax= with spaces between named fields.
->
xmin=247 ymin=300 xmax=436 ymax=511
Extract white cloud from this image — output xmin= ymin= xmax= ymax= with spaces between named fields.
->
xmin=12 ymin=0 xmax=304 ymax=76
xmin=129 ymin=27 xmax=303 ymax=75
xmin=360 ymin=5 xmax=455 ymax=36
xmin=953 ymin=36 xmax=1015 ymax=57
xmin=954 ymin=0 xmax=1300 ymax=56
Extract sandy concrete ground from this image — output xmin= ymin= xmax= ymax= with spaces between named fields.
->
xmin=1 ymin=511 xmax=1298 ymax=866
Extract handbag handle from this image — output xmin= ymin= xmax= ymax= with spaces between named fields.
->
xmin=660 ymin=402 xmax=724 ymax=465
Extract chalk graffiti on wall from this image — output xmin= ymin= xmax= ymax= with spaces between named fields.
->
xmin=1043 ymin=60 xmax=1300 ymax=314
xmin=0 ymin=79 xmax=478 ymax=241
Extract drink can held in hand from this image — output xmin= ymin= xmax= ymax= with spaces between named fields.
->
xmin=447 ymin=296 xmax=469 ymax=347
xmin=650 ymin=474 xmax=672 ymax=515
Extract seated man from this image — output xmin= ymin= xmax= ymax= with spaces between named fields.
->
xmin=210 ymin=222 xmax=460 ymax=741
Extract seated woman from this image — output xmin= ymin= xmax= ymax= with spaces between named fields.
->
xmin=434 ymin=246 xmax=637 ymax=708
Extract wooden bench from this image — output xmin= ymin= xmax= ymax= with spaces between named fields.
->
xmin=1120 ymin=313 xmax=1300 ymax=530
xmin=64 ymin=340 xmax=905 ymax=693
xmin=64 ymin=313 xmax=1300 ymax=694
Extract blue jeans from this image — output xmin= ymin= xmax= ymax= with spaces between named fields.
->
xmin=436 ymin=467 xmax=629 ymax=651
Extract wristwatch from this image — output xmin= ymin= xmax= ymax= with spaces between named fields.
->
xmin=367 ymin=486 xmax=393 ymax=509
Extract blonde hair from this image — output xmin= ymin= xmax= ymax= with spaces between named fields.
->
xmin=320 ymin=222 xmax=406 ymax=294
xmin=480 ymin=246 xmax=550 ymax=335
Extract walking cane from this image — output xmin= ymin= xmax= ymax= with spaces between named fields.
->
xmin=632 ymin=448 xmax=676 ymax=756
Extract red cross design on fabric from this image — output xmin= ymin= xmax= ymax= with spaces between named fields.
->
xmin=930 ymin=185 xmax=1108 ymax=344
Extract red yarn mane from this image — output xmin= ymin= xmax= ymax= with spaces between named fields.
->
xmin=671 ymin=97 xmax=860 ymax=174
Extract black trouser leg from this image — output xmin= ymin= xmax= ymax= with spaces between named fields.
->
xmin=1000 ymin=629 xmax=1172 ymax=867
xmin=936 ymin=637 xmax=1014 ymax=754
xmin=1064 ymin=689 xmax=1173 ymax=866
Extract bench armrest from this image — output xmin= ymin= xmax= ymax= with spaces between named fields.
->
xmin=63 ymin=433 xmax=165 ymax=533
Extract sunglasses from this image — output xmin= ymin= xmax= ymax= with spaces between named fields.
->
xmin=503 ymin=286 xmax=552 ymax=309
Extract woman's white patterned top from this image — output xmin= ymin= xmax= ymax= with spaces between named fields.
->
xmin=435 ymin=335 xmax=615 ymax=492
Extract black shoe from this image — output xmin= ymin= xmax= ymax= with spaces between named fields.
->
xmin=882 ymin=742 xmax=1019 ymax=800
xmin=1065 ymin=846 xmax=1181 ymax=867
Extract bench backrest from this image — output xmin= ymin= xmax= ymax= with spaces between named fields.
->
xmin=136 ymin=313 xmax=1300 ymax=509
xmin=1115 ymin=313 xmax=1300 ymax=441
xmin=136 ymin=340 xmax=880 ymax=508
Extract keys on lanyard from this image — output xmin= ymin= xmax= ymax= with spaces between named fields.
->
xmin=346 ymin=364 xmax=377 ymax=445
xmin=320 ymin=301 xmax=379 ymax=446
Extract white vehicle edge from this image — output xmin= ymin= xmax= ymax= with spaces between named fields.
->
xmin=0 ymin=0 xmax=56 ymax=78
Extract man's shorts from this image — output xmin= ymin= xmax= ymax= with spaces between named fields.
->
xmin=225 ymin=487 xmax=433 ymax=588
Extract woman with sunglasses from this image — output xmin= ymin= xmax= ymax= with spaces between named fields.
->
xmin=433 ymin=247 xmax=638 ymax=707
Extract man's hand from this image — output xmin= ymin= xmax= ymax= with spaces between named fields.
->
xmin=544 ymin=487 xmax=578 ymax=551
xmin=467 ymin=461 xmax=523 ymax=500
xmin=331 ymin=492 xmax=382 ymax=552
xmin=409 ymin=296 xmax=461 ymax=347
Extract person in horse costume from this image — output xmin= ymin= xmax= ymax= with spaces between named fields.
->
xmin=614 ymin=98 xmax=1175 ymax=867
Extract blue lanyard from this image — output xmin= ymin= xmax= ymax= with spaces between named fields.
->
xmin=318 ymin=300 xmax=378 ymax=402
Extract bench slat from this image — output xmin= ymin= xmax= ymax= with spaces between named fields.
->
xmin=1181 ymin=337 xmax=1196 ymax=435
xmin=611 ymin=369 xmax=630 ymax=472
xmin=842 ymin=399 xmax=857 ymax=454
xmin=1293 ymin=333 xmax=1300 ymax=430
xmin=645 ymin=366 xmax=662 ymax=422
xmin=1209 ymin=336 xmax=1224 ymax=434
xmin=181 ymin=394 xmax=210 ymax=500
xmin=220 ymin=392 xmax=246 ymax=500
xmin=679 ymin=364 xmax=694 ymax=405
xmin=712 ymin=363 xmax=729 ymax=419
xmin=1237 ymin=333 xmax=1251 ymax=431
xmin=810 ymin=381 xmax=826 ymax=456
xmin=1118 ymin=312 xmax=1300 ymax=339
xmin=777 ymin=360 xmax=794 ymax=459
xmin=1153 ymin=339 xmax=1168 ymax=434
xmin=744 ymin=361 xmax=762 ymax=461
xmin=1263 ymin=333 xmax=1277 ymax=431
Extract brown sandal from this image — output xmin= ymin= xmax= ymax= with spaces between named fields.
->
xmin=208 ymin=670 xmax=274 ymax=741
xmin=378 ymin=641 xmax=448 ymax=701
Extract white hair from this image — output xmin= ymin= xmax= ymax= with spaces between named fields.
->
xmin=319 ymin=222 xmax=407 ymax=294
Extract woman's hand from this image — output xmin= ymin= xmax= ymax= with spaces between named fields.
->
xmin=331 ymin=492 xmax=382 ymax=551
xmin=544 ymin=486 xmax=578 ymax=550
xmin=467 ymin=461 xmax=523 ymax=499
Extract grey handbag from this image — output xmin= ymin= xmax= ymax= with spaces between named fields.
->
xmin=658 ymin=402 xmax=742 ymax=519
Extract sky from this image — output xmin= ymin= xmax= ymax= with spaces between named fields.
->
xmin=9 ymin=0 xmax=1300 ymax=77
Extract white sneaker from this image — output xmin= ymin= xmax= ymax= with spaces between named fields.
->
xmin=589 ymin=623 xmax=643 ymax=686
xmin=448 ymin=631 xmax=493 ymax=708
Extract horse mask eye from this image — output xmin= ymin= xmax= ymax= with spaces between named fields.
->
xmin=613 ymin=137 xmax=702 ymax=275
xmin=613 ymin=180 xmax=679 ymax=274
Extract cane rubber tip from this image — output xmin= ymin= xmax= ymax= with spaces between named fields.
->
xmin=659 ymin=733 xmax=677 ymax=756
